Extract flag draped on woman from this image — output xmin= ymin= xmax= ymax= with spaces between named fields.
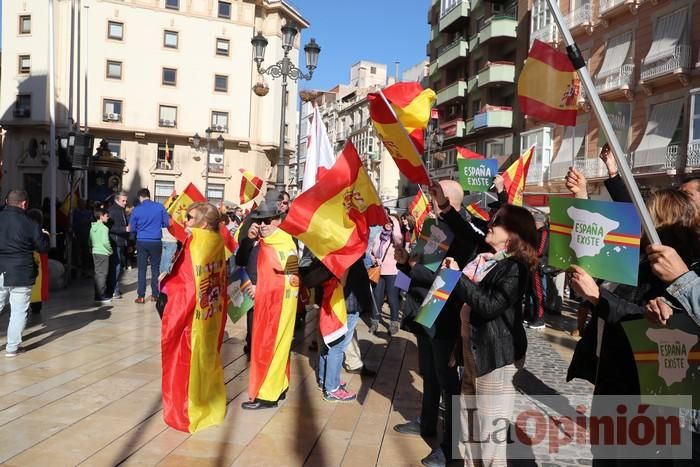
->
xmin=248 ymin=228 xmax=299 ymax=402
xmin=160 ymin=228 xmax=227 ymax=433
xmin=502 ymin=145 xmax=535 ymax=206
xmin=368 ymin=82 xmax=435 ymax=185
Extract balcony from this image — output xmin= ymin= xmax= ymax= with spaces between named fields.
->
xmin=467 ymin=75 xmax=478 ymax=94
xmin=632 ymin=144 xmax=685 ymax=174
xmin=477 ymin=62 xmax=515 ymax=88
xmin=687 ymin=142 xmax=700 ymax=170
xmin=479 ymin=15 xmax=517 ymax=45
xmin=639 ymin=45 xmax=692 ymax=93
xmin=437 ymin=37 xmax=469 ymax=69
xmin=599 ymin=0 xmax=638 ymax=26
xmin=439 ymin=0 xmax=470 ymax=32
xmin=565 ymin=3 xmax=594 ymax=35
xmin=155 ymin=160 xmax=175 ymax=171
xmin=13 ymin=108 xmax=31 ymax=118
xmin=531 ymin=23 xmax=558 ymax=46
xmin=594 ymin=64 xmax=635 ymax=100
xmin=429 ymin=61 xmax=438 ymax=77
xmin=472 ymin=106 xmax=513 ymax=131
xmin=440 ymin=118 xmax=466 ymax=141
xmin=436 ymin=80 xmax=467 ymax=106
xmin=663 ymin=144 xmax=685 ymax=174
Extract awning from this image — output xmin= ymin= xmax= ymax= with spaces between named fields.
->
xmin=634 ymin=99 xmax=684 ymax=167
xmin=549 ymin=123 xmax=587 ymax=178
xmin=597 ymin=31 xmax=632 ymax=78
xmin=644 ymin=8 xmax=687 ymax=62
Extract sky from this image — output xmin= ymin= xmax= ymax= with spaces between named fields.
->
xmin=290 ymin=0 xmax=430 ymax=91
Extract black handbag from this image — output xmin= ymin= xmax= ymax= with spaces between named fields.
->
xmin=156 ymin=292 xmax=168 ymax=320
xmin=298 ymin=247 xmax=333 ymax=288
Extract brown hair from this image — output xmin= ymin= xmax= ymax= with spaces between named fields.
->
xmin=187 ymin=202 xmax=222 ymax=232
xmin=645 ymin=189 xmax=700 ymax=264
xmin=491 ymin=205 xmax=539 ymax=271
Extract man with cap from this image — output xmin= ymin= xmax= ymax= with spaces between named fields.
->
xmin=238 ymin=190 xmax=299 ymax=409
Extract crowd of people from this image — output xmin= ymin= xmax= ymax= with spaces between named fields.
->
xmin=0 ymin=143 xmax=699 ymax=465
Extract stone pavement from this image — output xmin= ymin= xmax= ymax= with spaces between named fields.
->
xmin=0 ymin=270 xmax=593 ymax=466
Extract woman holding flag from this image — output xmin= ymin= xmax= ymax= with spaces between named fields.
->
xmin=160 ymin=202 xmax=228 ymax=433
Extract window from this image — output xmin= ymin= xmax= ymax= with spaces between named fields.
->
xmin=19 ymin=15 xmax=31 ymax=34
xmin=211 ymin=111 xmax=229 ymax=131
xmin=472 ymin=99 xmax=481 ymax=116
xmin=154 ymin=180 xmax=175 ymax=203
xmin=162 ymin=68 xmax=177 ymax=86
xmin=105 ymin=140 xmax=122 ymax=158
xmin=216 ymin=38 xmax=230 ymax=56
xmin=164 ymin=30 xmax=178 ymax=48
xmin=106 ymin=60 xmax=122 ymax=79
xmin=218 ymin=1 xmax=231 ymax=19
xmin=207 ymin=183 xmax=225 ymax=203
xmin=157 ymin=143 xmax=174 ymax=170
xmin=691 ymin=92 xmax=700 ymax=142
xmin=108 ymin=21 xmax=123 ymax=40
xmin=635 ymin=99 xmax=684 ymax=167
xmin=214 ymin=74 xmax=228 ymax=92
xmin=14 ymin=95 xmax=31 ymax=118
xmin=645 ymin=8 xmax=688 ymax=63
xmin=370 ymin=66 xmax=376 ymax=74
xmin=159 ymin=105 xmax=177 ymax=127
xmin=103 ymin=99 xmax=123 ymax=121
xmin=18 ymin=55 xmax=31 ymax=74
xmin=596 ymin=31 xmax=633 ymax=80
xmin=165 ymin=0 xmax=179 ymax=10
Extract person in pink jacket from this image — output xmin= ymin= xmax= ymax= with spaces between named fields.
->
xmin=369 ymin=213 xmax=403 ymax=335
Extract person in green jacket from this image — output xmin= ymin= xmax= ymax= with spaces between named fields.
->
xmin=90 ymin=208 xmax=113 ymax=304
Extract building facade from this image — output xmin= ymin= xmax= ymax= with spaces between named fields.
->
xmin=427 ymin=0 xmax=519 ymax=181
xmin=1 ymin=0 xmax=307 ymax=208
xmin=518 ymin=0 xmax=700 ymax=204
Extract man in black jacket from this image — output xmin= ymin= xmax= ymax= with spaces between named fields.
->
xmin=107 ymin=191 xmax=129 ymax=298
xmin=0 ymin=190 xmax=50 ymax=357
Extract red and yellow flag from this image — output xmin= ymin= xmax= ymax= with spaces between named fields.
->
xmin=279 ymin=141 xmax=387 ymax=279
xmin=167 ymin=183 xmax=206 ymax=242
xmin=320 ymin=278 xmax=347 ymax=345
xmin=160 ymin=228 xmax=227 ymax=433
xmin=408 ymin=189 xmax=431 ymax=235
xmin=162 ymin=190 xmax=178 ymax=211
xmin=518 ymin=39 xmax=579 ymax=126
xmin=466 ymin=203 xmax=490 ymax=222
xmin=31 ymin=252 xmax=49 ymax=303
xmin=239 ymin=169 xmax=263 ymax=204
xmin=456 ymin=147 xmax=485 ymax=160
xmin=369 ymin=82 xmax=435 ymax=185
xmin=502 ymin=145 xmax=535 ymax=207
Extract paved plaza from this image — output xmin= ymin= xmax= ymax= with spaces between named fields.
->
xmin=0 ymin=270 xmax=592 ymax=466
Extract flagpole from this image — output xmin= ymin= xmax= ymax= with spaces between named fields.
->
xmin=545 ymin=0 xmax=659 ymax=244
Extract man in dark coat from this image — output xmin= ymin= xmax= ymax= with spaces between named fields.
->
xmin=107 ymin=191 xmax=129 ymax=298
xmin=0 ymin=190 xmax=50 ymax=356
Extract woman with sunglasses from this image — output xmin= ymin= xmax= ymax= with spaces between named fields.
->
xmin=160 ymin=202 xmax=228 ymax=432
xmin=444 ymin=204 xmax=538 ymax=465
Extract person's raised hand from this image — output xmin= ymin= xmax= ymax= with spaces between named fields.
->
xmin=599 ymin=143 xmax=619 ymax=178
xmin=646 ymin=244 xmax=689 ymax=284
xmin=570 ymin=265 xmax=600 ymax=305
xmin=429 ymin=181 xmax=447 ymax=208
xmin=247 ymin=223 xmax=260 ymax=240
xmin=493 ymin=174 xmax=505 ymax=193
xmin=565 ymin=167 xmax=588 ymax=199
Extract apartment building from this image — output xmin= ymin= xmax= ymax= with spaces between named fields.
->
xmin=518 ymin=0 xmax=700 ymax=204
xmin=426 ymin=0 xmax=519 ymax=181
xmin=0 ymin=0 xmax=308 ymax=208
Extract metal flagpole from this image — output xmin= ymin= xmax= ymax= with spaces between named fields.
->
xmin=545 ymin=0 xmax=660 ymax=244
xmin=48 ymin=0 xmax=57 ymax=248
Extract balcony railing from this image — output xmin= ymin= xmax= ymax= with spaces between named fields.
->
xmin=155 ymin=160 xmax=174 ymax=170
xmin=531 ymin=23 xmax=558 ymax=45
xmin=640 ymin=44 xmax=692 ymax=82
xmin=565 ymin=3 xmax=593 ymax=30
xmin=599 ymin=0 xmax=627 ymax=15
xmin=663 ymin=144 xmax=684 ymax=173
xmin=687 ymin=142 xmax=700 ymax=169
xmin=595 ymin=64 xmax=635 ymax=94
xmin=546 ymin=157 xmax=610 ymax=182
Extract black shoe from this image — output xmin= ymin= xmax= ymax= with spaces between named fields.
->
xmin=393 ymin=420 xmax=422 ymax=436
xmin=421 ymin=448 xmax=446 ymax=467
xmin=241 ymin=399 xmax=278 ymax=410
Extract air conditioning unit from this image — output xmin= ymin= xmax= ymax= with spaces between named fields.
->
xmin=213 ymin=124 xmax=227 ymax=132
xmin=13 ymin=108 xmax=30 ymax=118
xmin=103 ymin=113 xmax=121 ymax=121
xmin=160 ymin=119 xmax=175 ymax=127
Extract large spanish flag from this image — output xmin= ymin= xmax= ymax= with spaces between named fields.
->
xmin=167 ymin=183 xmax=206 ymax=242
xmin=239 ymin=169 xmax=263 ymax=204
xmin=160 ymin=228 xmax=227 ymax=433
xmin=279 ymin=141 xmax=387 ymax=278
xmin=518 ymin=39 xmax=579 ymax=127
xmin=408 ymin=189 xmax=431 ymax=236
xmin=31 ymin=252 xmax=49 ymax=303
xmin=369 ymin=82 xmax=435 ymax=185
xmin=502 ymin=145 xmax=535 ymax=207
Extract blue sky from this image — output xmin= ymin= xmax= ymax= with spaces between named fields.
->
xmin=291 ymin=0 xmax=429 ymax=90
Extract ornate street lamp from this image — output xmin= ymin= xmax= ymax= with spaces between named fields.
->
xmin=251 ymin=24 xmax=321 ymax=191
xmin=192 ymin=128 xmax=226 ymax=199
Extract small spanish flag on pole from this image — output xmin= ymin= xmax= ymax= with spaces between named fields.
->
xmin=502 ymin=145 xmax=535 ymax=207
xmin=456 ymin=147 xmax=485 ymax=160
xmin=162 ymin=190 xmax=177 ymax=211
xmin=239 ymin=169 xmax=263 ymax=204
xmin=517 ymin=40 xmax=579 ymax=127
xmin=408 ymin=188 xmax=431 ymax=235
xmin=466 ymin=203 xmax=490 ymax=222
xmin=166 ymin=183 xmax=206 ymax=242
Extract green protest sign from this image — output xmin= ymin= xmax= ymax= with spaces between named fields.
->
xmin=457 ymin=159 xmax=498 ymax=192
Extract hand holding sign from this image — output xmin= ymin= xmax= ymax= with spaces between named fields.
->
xmin=458 ymin=159 xmax=498 ymax=193
xmin=569 ymin=265 xmax=600 ymax=305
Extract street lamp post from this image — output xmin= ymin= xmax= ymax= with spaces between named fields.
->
xmin=251 ymin=24 xmax=320 ymax=191
xmin=192 ymin=128 xmax=225 ymax=199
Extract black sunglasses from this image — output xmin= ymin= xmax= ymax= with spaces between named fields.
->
xmin=186 ymin=213 xmax=193 ymax=221
xmin=258 ymin=218 xmax=275 ymax=225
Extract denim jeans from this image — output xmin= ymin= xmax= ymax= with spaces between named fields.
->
xmin=136 ymin=240 xmax=162 ymax=298
xmin=372 ymin=274 xmax=400 ymax=322
xmin=0 ymin=273 xmax=32 ymax=352
xmin=160 ymin=241 xmax=178 ymax=274
xmin=107 ymin=246 xmax=127 ymax=297
xmin=318 ymin=312 xmax=359 ymax=392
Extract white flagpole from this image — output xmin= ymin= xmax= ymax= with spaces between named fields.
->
xmin=545 ymin=0 xmax=660 ymax=244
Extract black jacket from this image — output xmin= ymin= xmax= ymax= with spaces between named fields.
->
xmin=0 ymin=206 xmax=50 ymax=287
xmin=107 ymin=204 xmax=129 ymax=247
xmin=344 ymin=260 xmax=372 ymax=314
xmin=453 ymin=257 xmax=529 ymax=376
xmin=603 ymin=174 xmax=632 ymax=203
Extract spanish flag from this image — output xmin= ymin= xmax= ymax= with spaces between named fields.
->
xmin=239 ymin=169 xmax=263 ymax=204
xmin=320 ymin=277 xmax=347 ymax=345
xmin=466 ymin=203 xmax=490 ymax=222
xmin=369 ymin=82 xmax=435 ymax=185
xmin=502 ymin=145 xmax=535 ymax=207
xmin=518 ymin=40 xmax=579 ymax=126
xmin=279 ymin=141 xmax=387 ymax=279
xmin=167 ymin=183 xmax=206 ymax=242
xmin=162 ymin=190 xmax=178 ymax=211
xmin=408 ymin=189 xmax=431 ymax=235
xmin=31 ymin=252 xmax=49 ymax=303
xmin=160 ymin=228 xmax=227 ymax=433
xmin=456 ymin=147 xmax=485 ymax=160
